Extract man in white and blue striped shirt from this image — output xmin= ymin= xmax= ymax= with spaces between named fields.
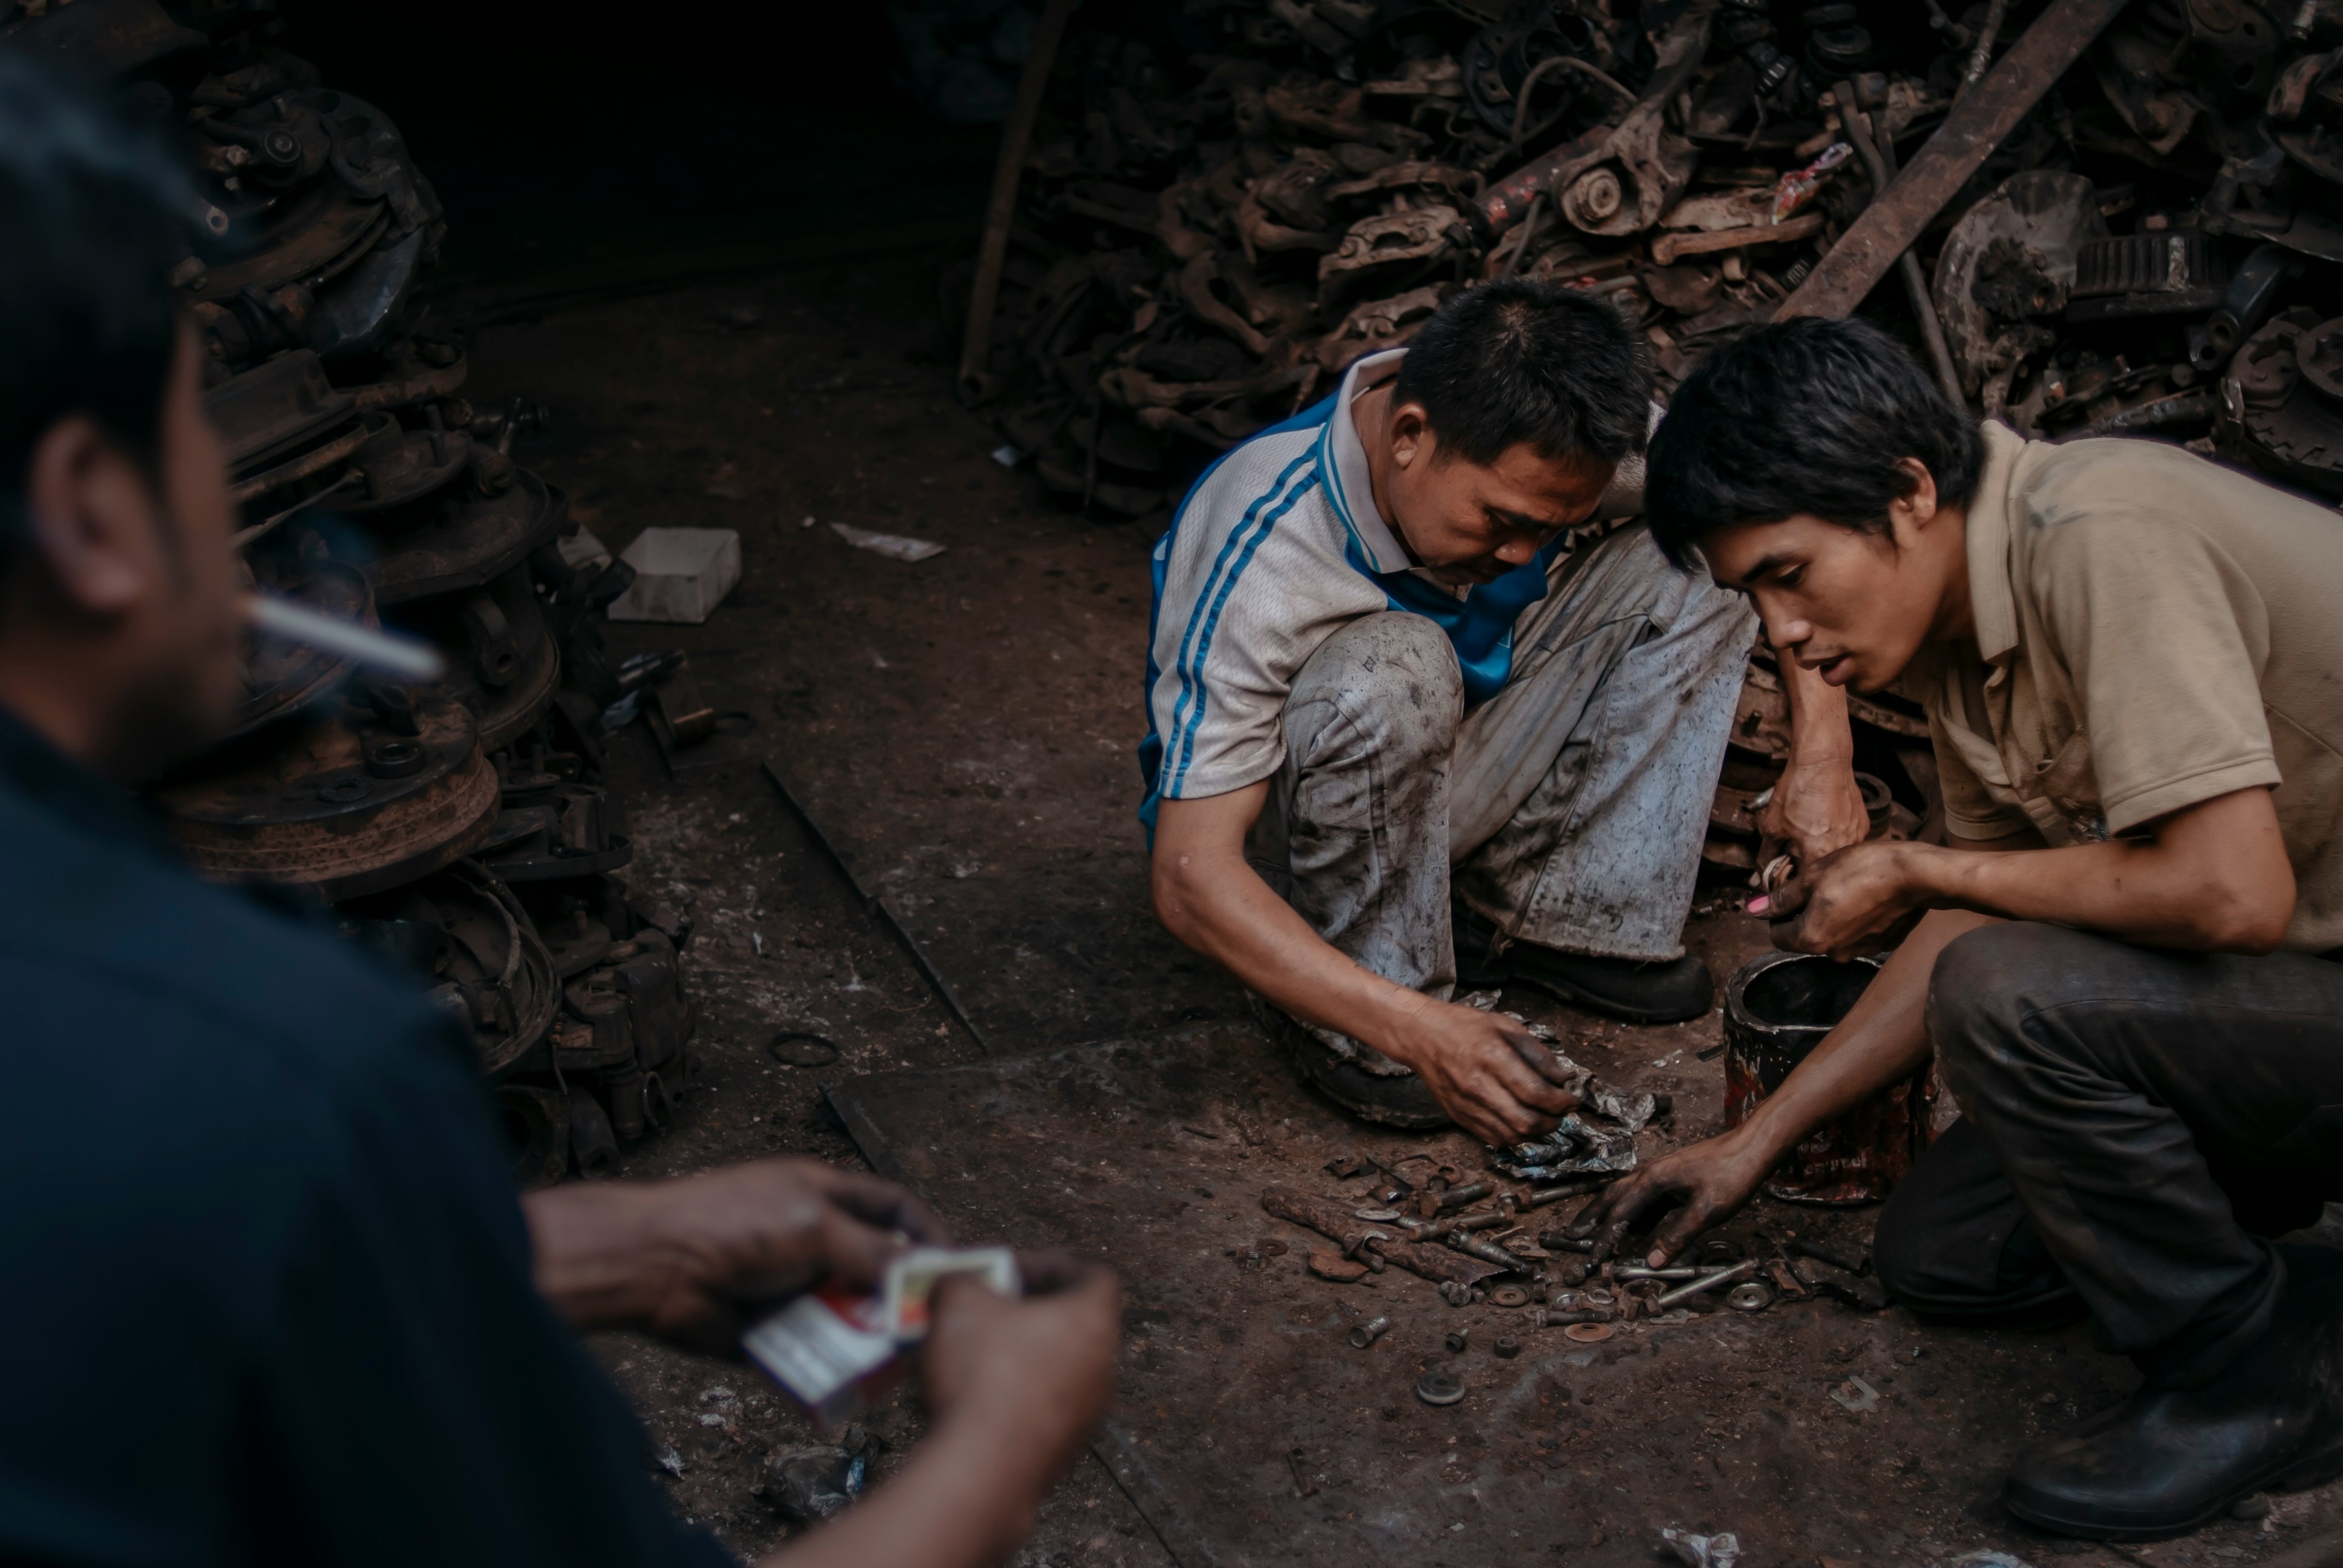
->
xmin=1143 ymin=279 xmax=1864 ymax=1142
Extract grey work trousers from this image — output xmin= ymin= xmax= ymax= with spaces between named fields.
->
xmin=1876 ymin=922 xmax=2343 ymax=1388
xmin=1245 ymin=523 xmax=1755 ymax=1062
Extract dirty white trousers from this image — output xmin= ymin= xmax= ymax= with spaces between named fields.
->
xmin=1245 ymin=522 xmax=1755 ymax=1031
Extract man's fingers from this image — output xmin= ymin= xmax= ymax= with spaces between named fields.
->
xmin=818 ymin=1166 xmax=954 ymax=1246
xmin=1503 ymin=1033 xmax=1586 ymax=1105
xmin=816 ymin=1210 xmax=909 ymax=1291
xmin=1644 ymin=1200 xmax=1714 ymax=1266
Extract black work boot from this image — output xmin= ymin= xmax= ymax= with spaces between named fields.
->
xmin=2005 ymin=1247 xmax=2343 ymax=1540
xmin=1453 ymin=904 xmax=1712 ymax=1024
xmin=1248 ymin=996 xmax=1450 ymax=1130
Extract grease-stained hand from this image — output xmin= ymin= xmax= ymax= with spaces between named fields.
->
xmin=1387 ymin=1000 xmax=1581 ymax=1145
xmin=1751 ymin=840 xmax=1933 ymax=961
xmin=1563 ymin=1132 xmax=1775 ymax=1266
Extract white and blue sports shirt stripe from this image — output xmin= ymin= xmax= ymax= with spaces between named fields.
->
xmin=1138 ymin=348 xmax=1575 ymax=833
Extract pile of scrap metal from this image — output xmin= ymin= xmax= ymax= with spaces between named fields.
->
xmin=966 ymin=0 xmax=2343 ymax=871
xmin=1262 ymin=1148 xmax=1887 ymax=1338
xmin=3 ymin=0 xmax=695 ymax=1185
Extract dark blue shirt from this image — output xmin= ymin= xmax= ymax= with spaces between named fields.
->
xmin=0 ymin=709 xmax=729 ymax=1567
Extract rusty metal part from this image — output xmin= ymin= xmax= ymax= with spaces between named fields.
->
xmin=1437 ymin=1180 xmax=1491 ymax=1210
xmin=1494 ymin=1335 xmax=1522 ymax=1358
xmin=1931 ymin=171 xmax=2105 ymax=407
xmin=1261 ymin=1187 xmax=1503 ymax=1285
xmin=204 ymin=349 xmax=358 ymax=474
xmin=319 ymin=420 xmax=474 ymax=514
xmin=346 ymin=354 xmax=470 ymax=413
xmin=1655 ymin=1258 xmax=1761 ymax=1308
xmin=499 ymin=1083 xmax=569 ymax=1189
xmin=1562 ymin=1321 xmax=1614 ymax=1343
xmin=958 ymin=0 xmax=1078 ymax=401
xmin=1447 ymin=1230 xmax=1529 ymax=1273
xmin=226 ymin=416 xmax=373 ymax=507
xmin=1649 ymin=212 xmax=1823 ymax=266
xmin=567 ymin=1084 xmax=619 ymax=1178
xmin=1490 ymin=1285 xmax=1530 ymax=1308
xmin=1833 ymin=81 xmax=1964 ymax=408
xmin=155 ymin=696 xmax=497 ymax=900
xmin=1349 ymin=1315 xmax=1393 ymax=1348
xmin=372 ymin=468 xmax=565 ymax=606
xmin=1727 ymin=1281 xmax=1777 ymax=1312
xmin=1445 ymin=1327 xmax=1470 ymax=1353
xmin=1616 ymin=1264 xmax=1702 ymax=1281
xmin=1533 ymin=4 xmax=1711 ymax=240
xmin=402 ymin=564 xmax=563 ymax=753
xmin=1779 ymin=0 xmax=2131 ymax=320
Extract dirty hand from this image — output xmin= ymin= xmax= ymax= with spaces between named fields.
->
xmin=1750 ymin=840 xmax=1932 ymax=961
xmin=921 ymin=1250 xmax=1121 ymax=1489
xmin=1387 ymin=999 xmax=1581 ymax=1145
xmin=523 ymin=1157 xmax=951 ymax=1352
xmin=1564 ymin=1132 xmax=1775 ymax=1266
xmin=1757 ymin=756 xmax=1871 ymax=869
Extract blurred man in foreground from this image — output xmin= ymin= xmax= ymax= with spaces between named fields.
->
xmin=0 ymin=54 xmax=1117 ymax=1566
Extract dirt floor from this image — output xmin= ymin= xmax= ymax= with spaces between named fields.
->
xmin=455 ymin=261 xmax=2343 ymax=1568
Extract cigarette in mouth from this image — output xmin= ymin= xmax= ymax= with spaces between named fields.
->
xmin=241 ymin=592 xmax=447 ymax=683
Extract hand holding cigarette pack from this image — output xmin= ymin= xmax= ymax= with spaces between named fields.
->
xmin=742 ymin=1247 xmax=1020 ymax=1423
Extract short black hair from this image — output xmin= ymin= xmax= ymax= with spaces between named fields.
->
xmin=1392 ymin=277 xmax=1651 ymax=471
xmin=0 ymin=53 xmax=195 ymax=552
xmin=1645 ymin=316 xmax=1982 ymax=569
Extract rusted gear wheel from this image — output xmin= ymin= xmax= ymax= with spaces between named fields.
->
xmin=153 ymin=695 xmax=498 ymax=900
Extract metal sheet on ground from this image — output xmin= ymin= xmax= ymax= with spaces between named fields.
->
xmin=829 ymin=1022 xmax=2135 ymax=1568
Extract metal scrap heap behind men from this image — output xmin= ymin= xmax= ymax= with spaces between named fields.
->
xmin=0 ymin=54 xmax=1117 ymax=1568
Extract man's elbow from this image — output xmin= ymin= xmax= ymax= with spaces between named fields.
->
xmin=2192 ymin=884 xmax=2293 ymax=955
xmin=1150 ymin=853 xmax=1203 ymax=949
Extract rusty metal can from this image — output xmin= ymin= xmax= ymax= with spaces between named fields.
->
xmin=1722 ymin=952 xmax=1935 ymax=1204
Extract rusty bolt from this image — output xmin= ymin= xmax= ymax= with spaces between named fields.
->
xmin=1350 ymin=1315 xmax=1393 ymax=1349
xmin=1446 ymin=1328 xmax=1470 ymax=1353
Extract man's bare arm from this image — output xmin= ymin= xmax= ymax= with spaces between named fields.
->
xmin=1758 ymin=645 xmax=1872 ymax=866
xmin=1567 ymin=830 xmax=2033 ymax=1263
xmin=1772 ymin=786 xmax=2296 ymax=959
xmin=1150 ymin=786 xmax=1578 ymax=1143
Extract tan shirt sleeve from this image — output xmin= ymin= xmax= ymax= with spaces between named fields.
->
xmin=2027 ymin=509 xmax=2281 ymax=834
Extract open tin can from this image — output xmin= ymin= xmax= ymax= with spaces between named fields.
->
xmin=1722 ymin=951 xmax=1937 ymax=1204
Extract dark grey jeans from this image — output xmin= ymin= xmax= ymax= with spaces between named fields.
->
xmin=1876 ymin=922 xmax=2343 ymax=1387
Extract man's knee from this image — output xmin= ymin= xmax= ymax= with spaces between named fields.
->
xmin=1925 ymin=921 xmax=2109 ymax=1093
xmin=1285 ymin=612 xmax=1462 ymax=766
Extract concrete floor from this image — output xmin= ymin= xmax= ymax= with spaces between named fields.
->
xmin=457 ymin=261 xmax=2343 ymax=1568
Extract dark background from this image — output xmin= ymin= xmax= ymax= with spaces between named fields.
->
xmin=274 ymin=2 xmax=1001 ymax=292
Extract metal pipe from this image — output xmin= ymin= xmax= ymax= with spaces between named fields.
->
xmin=1655 ymin=1258 xmax=1761 ymax=1310
xmin=956 ymin=0 xmax=1078 ymax=404
xmin=1836 ymin=82 xmax=1966 ymax=408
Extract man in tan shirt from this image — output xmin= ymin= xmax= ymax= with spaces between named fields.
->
xmin=1591 ymin=316 xmax=2343 ymax=1541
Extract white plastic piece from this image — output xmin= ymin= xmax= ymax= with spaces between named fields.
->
xmin=829 ymin=522 xmax=945 ymax=563
xmin=605 ymin=526 xmax=742 ymax=623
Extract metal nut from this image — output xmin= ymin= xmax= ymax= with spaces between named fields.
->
xmin=1445 ymin=1328 xmax=1470 ymax=1353
xmin=1493 ymin=1336 xmax=1521 ymax=1359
